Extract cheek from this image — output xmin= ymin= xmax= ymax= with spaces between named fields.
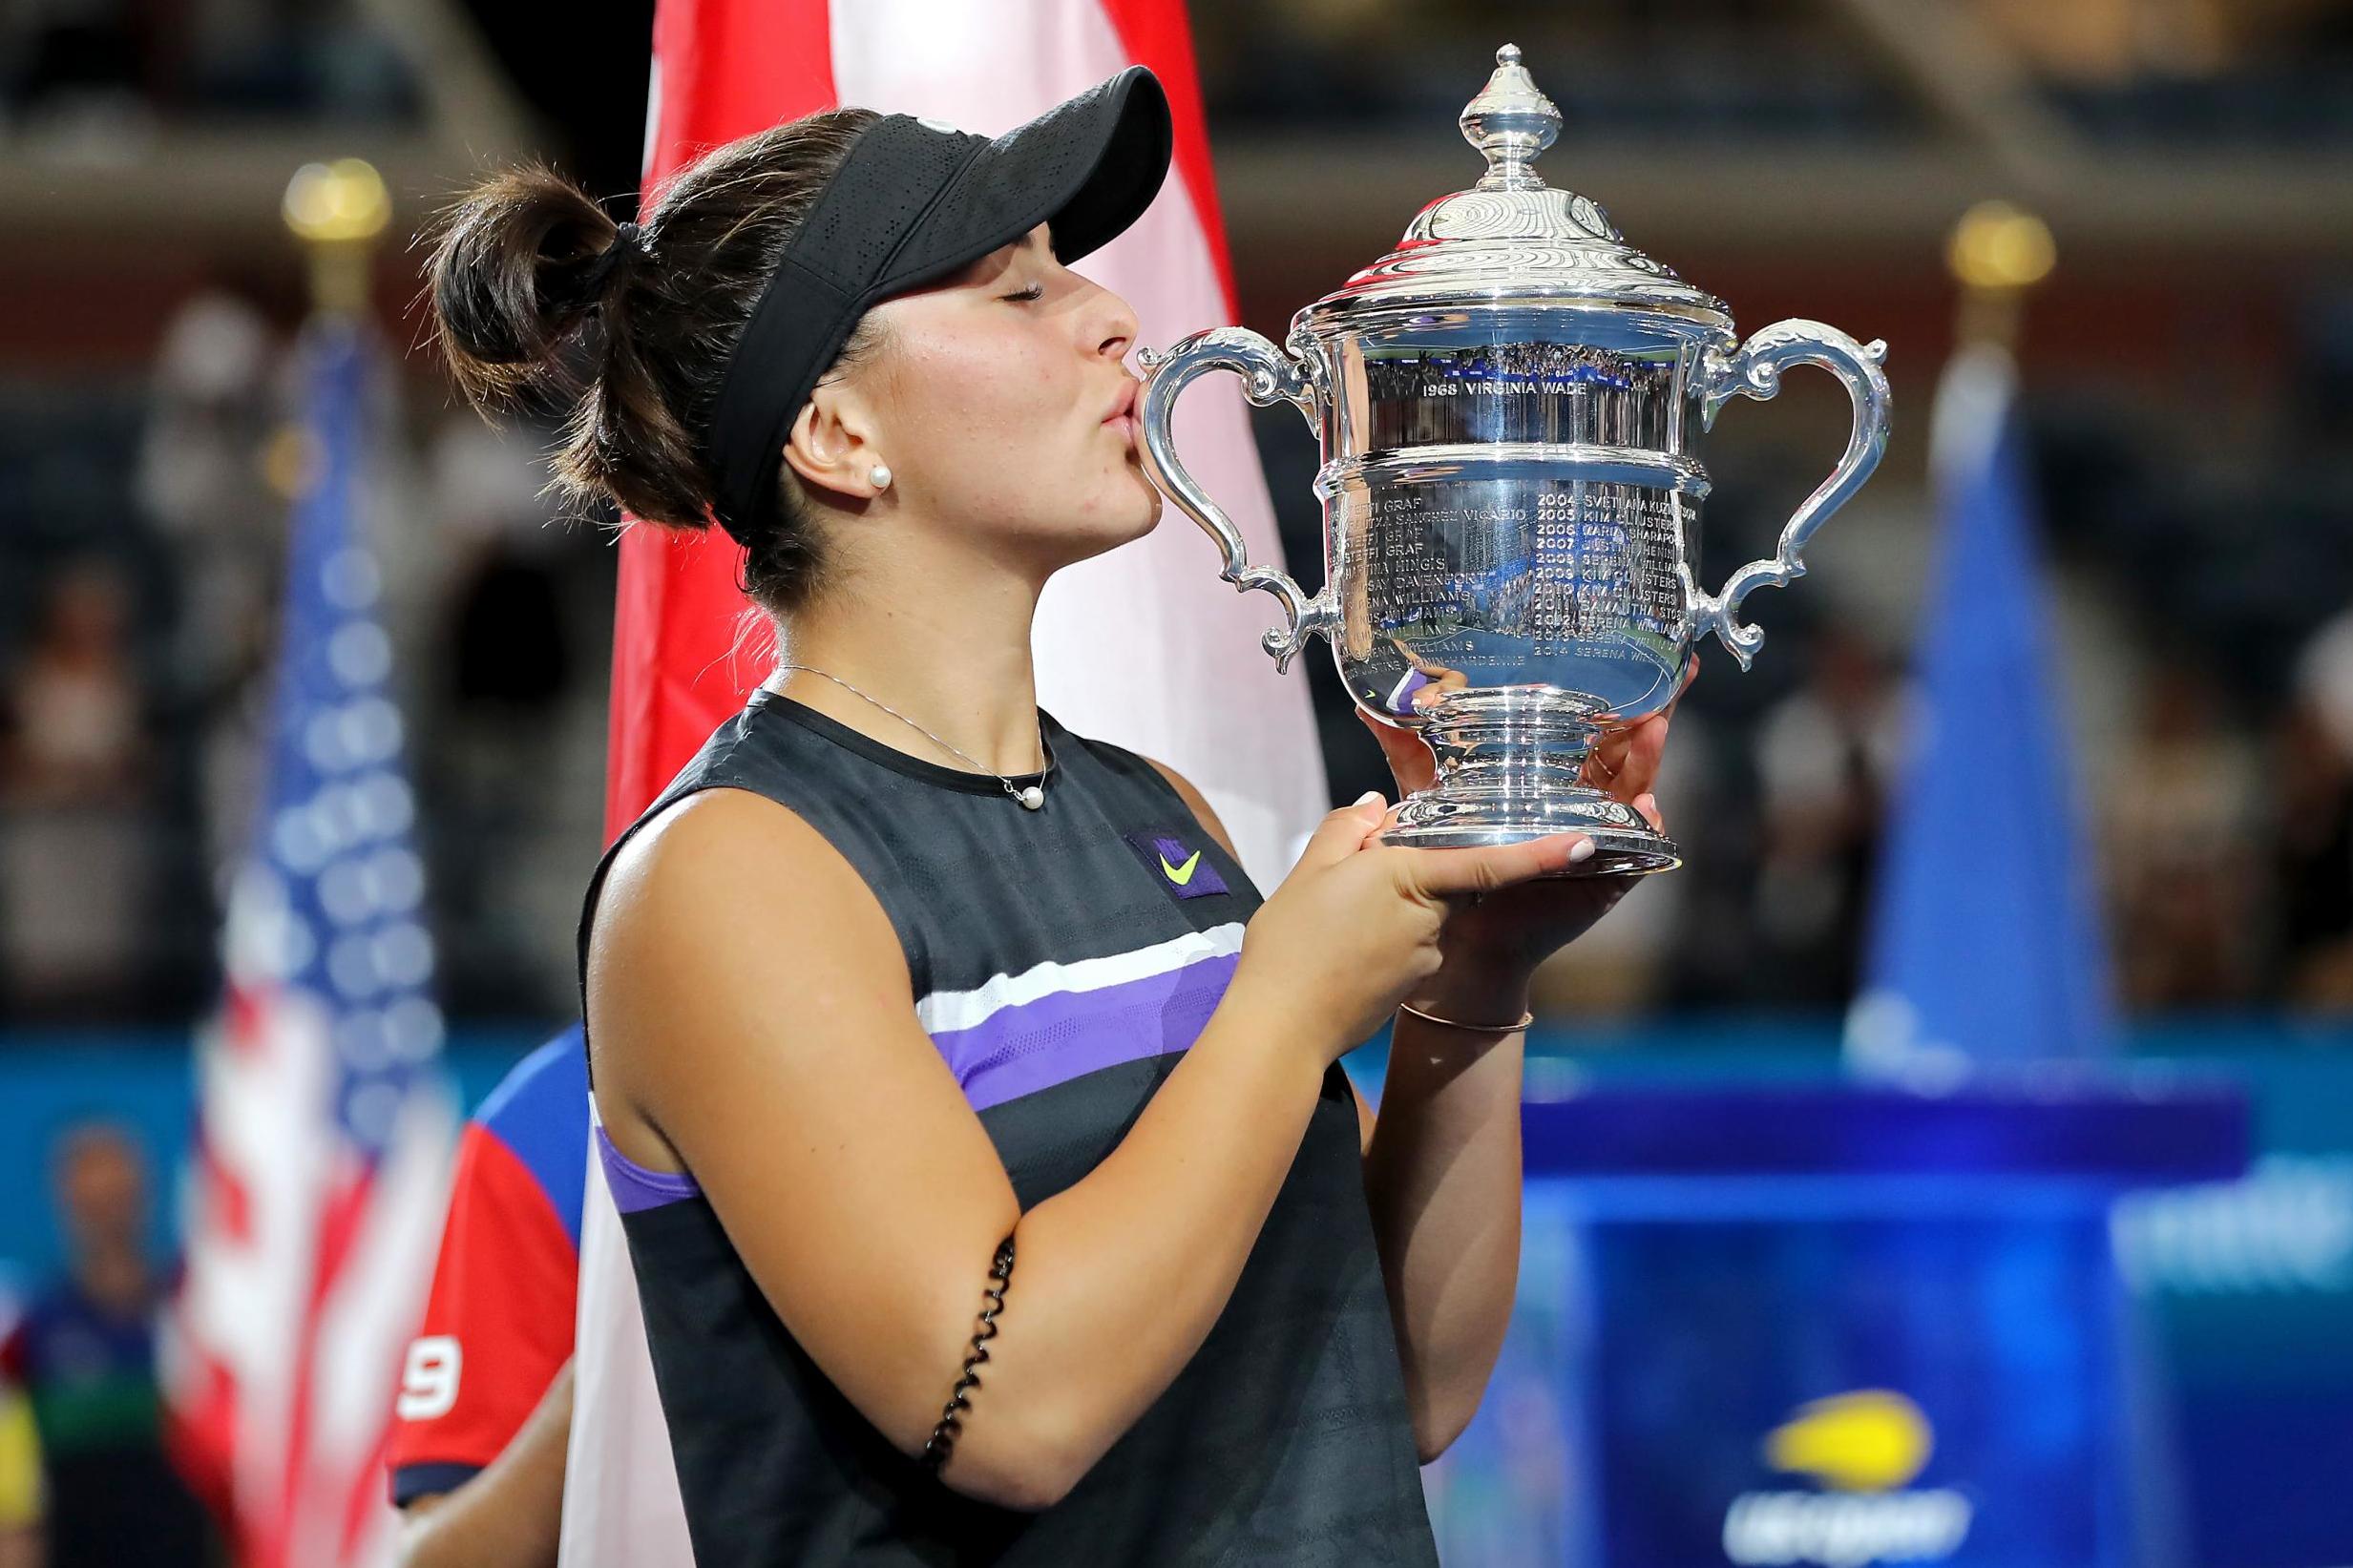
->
xmin=896 ymin=335 xmax=1072 ymax=454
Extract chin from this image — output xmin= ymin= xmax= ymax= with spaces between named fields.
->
xmin=1129 ymin=483 xmax=1164 ymax=537
xmin=1059 ymin=491 xmax=1161 ymax=569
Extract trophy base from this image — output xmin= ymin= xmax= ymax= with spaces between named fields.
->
xmin=1367 ymin=688 xmax=1682 ymax=878
xmin=1377 ymin=791 xmax=1681 ymax=878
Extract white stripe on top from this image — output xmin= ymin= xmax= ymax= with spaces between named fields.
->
xmin=914 ymin=921 xmax=1247 ymax=1036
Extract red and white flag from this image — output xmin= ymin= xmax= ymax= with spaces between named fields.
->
xmin=163 ymin=323 xmax=459 ymax=1568
xmin=564 ymin=3 xmax=1329 ymax=1561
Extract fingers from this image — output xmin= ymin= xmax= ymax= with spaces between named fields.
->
xmin=1586 ymin=726 xmax=1636 ymax=793
xmin=1678 ymin=653 xmax=1701 ymax=701
xmin=1404 ymin=831 xmax=1594 ymax=899
xmin=1296 ymin=791 xmax=1393 ymax=871
xmin=1355 ymin=706 xmax=1439 ymax=794
xmin=1614 ymin=713 xmax=1670 ymax=802
xmin=1587 ymin=659 xmax=1691 ymax=802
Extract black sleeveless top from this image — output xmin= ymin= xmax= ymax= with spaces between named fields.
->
xmin=576 ymin=688 xmax=1439 ymax=1567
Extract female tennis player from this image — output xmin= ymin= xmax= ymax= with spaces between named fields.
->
xmin=424 ymin=65 xmax=1676 ymax=1568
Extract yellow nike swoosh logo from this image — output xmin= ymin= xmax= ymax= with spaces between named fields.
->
xmin=1160 ymin=848 xmax=1203 ymax=886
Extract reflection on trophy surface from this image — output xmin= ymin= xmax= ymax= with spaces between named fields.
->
xmin=1139 ymin=43 xmax=1893 ymax=876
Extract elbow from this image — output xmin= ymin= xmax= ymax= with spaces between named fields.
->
xmin=902 ymin=1396 xmax=1097 ymax=1514
xmin=1414 ymin=1424 xmax=1460 ymax=1468
xmin=1412 ymin=1389 xmax=1485 ymax=1467
xmin=945 ymin=1454 xmax=1080 ymax=1514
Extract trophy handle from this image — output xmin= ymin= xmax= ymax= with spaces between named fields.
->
xmin=1690 ymin=320 xmax=1892 ymax=669
xmin=1136 ymin=327 xmax=1336 ymax=674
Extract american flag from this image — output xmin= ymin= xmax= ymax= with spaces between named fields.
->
xmin=164 ymin=319 xmax=458 ymax=1568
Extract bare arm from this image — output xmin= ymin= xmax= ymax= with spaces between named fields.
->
xmin=589 ymin=790 xmax=1348 ymax=1513
xmin=1361 ymin=966 xmax=1530 ymax=1461
xmin=1145 ymin=758 xmax=1523 ymax=1462
xmin=395 ymin=1362 xmax=574 ymax=1568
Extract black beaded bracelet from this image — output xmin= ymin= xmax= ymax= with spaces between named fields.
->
xmin=921 ymin=1234 xmax=1017 ymax=1474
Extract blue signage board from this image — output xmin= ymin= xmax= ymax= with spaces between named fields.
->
xmin=1425 ymin=1081 xmax=2246 ymax=1568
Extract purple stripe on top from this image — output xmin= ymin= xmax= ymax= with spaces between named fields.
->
xmin=935 ymin=951 xmax=1240 ymax=1113
xmin=594 ymin=1120 xmax=702 ymax=1214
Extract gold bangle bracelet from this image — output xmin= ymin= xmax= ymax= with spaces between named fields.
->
xmin=1397 ymin=999 xmax=1535 ymax=1034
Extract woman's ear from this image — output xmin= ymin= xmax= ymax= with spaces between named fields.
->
xmin=781 ymin=386 xmax=887 ymax=504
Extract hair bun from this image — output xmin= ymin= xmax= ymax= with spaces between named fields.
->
xmin=417 ymin=106 xmax=883 ymax=620
xmin=576 ymin=220 xmax=649 ymax=299
xmin=422 ymin=165 xmax=622 ymax=415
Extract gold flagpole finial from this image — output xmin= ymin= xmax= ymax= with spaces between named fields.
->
xmin=284 ymin=158 xmax=391 ymax=319
xmin=1947 ymin=200 xmax=2055 ymax=352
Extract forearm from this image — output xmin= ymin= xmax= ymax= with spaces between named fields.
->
xmin=948 ymin=983 xmax=1330 ymax=1504
xmin=396 ymin=1363 xmax=573 ymax=1568
xmin=1362 ymin=959 xmax=1532 ymax=1461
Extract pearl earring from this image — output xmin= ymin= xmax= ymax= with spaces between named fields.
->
xmin=869 ymin=463 xmax=893 ymax=491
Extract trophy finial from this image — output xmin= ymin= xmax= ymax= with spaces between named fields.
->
xmin=1460 ymin=41 xmax=1558 ymax=192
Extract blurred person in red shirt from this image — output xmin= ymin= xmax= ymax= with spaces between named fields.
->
xmin=388 ymin=1030 xmax=587 ymax=1568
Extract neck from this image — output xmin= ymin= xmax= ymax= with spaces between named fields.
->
xmin=773 ymin=554 xmax=1047 ymax=778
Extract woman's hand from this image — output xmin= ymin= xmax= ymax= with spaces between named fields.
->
xmin=1355 ymin=661 xmax=1694 ymax=993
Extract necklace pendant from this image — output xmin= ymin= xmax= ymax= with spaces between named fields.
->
xmin=1016 ymin=784 xmax=1044 ymax=810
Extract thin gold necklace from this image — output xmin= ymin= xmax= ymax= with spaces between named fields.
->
xmin=769 ymin=665 xmax=1048 ymax=809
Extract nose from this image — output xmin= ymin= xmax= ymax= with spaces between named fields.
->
xmin=1087 ymin=282 xmax=1141 ymax=365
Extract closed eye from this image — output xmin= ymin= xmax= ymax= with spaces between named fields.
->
xmin=1001 ymin=282 xmax=1044 ymax=303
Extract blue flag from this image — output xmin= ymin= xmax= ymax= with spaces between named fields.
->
xmin=1847 ymin=344 xmax=2116 ymax=1075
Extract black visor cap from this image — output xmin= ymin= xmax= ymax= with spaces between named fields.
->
xmin=700 ymin=67 xmax=1174 ymax=547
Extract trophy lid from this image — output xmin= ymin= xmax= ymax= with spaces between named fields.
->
xmin=1299 ymin=45 xmax=1732 ymax=335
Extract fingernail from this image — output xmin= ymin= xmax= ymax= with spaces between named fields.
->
xmin=1567 ymin=837 xmax=1596 ymax=864
xmin=1355 ymin=790 xmax=1384 ymax=807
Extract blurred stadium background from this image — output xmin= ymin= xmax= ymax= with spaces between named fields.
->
xmin=2 ymin=1 xmax=2351 ymax=1565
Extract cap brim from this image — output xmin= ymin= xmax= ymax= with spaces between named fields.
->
xmin=881 ymin=66 xmax=1173 ymax=294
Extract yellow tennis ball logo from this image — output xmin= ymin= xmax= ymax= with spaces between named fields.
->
xmin=1761 ymin=1390 xmax=1933 ymax=1494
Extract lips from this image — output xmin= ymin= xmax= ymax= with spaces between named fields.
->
xmin=1102 ymin=379 xmax=1138 ymax=424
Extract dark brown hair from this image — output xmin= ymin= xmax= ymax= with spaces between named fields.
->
xmin=419 ymin=108 xmax=886 ymax=616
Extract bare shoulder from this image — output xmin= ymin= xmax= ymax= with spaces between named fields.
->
xmin=594 ymin=787 xmax=898 ymax=977
xmin=1139 ymin=755 xmax=1240 ymax=863
xmin=586 ymin=787 xmax=913 ymax=1156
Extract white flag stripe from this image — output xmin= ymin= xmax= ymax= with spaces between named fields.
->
xmin=559 ymin=1139 xmax=691 ymax=1567
xmin=308 ymin=1092 xmax=457 ymax=1566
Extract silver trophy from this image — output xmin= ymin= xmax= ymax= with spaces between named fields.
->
xmin=1138 ymin=44 xmax=1891 ymax=875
